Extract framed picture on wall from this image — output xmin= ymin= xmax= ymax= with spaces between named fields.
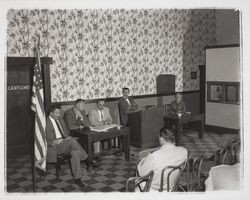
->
xmin=225 ymin=83 xmax=240 ymax=103
xmin=207 ymin=81 xmax=240 ymax=104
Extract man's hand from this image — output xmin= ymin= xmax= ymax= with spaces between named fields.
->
xmin=53 ymin=138 xmax=63 ymax=146
xmin=74 ymin=108 xmax=83 ymax=119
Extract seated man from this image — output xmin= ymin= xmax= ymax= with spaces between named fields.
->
xmin=88 ymin=99 xmax=113 ymax=152
xmin=46 ymin=104 xmax=99 ymax=188
xmin=205 ymin=142 xmax=241 ymax=191
xmin=137 ymin=128 xmax=188 ymax=191
xmin=169 ymin=92 xmax=186 ymax=114
xmin=118 ymin=87 xmax=139 ymax=125
xmin=63 ymin=99 xmax=90 ymax=130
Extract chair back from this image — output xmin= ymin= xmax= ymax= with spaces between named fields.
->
xmin=144 ymin=105 xmax=156 ymax=110
xmin=230 ymin=139 xmax=240 ymax=164
xmin=164 ymin=104 xmax=170 ymax=114
xmin=214 ymin=138 xmax=240 ymax=165
xmin=159 ymin=161 xmax=186 ymax=192
xmin=188 ymin=155 xmax=203 ymax=191
xmin=126 ymin=170 xmax=154 ymax=192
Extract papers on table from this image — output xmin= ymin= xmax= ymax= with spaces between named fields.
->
xmin=90 ymin=124 xmax=120 ymax=132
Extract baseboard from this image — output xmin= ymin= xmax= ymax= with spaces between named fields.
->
xmin=205 ymin=124 xmax=240 ymax=134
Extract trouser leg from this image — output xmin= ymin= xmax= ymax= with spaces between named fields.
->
xmin=70 ymin=150 xmax=82 ymax=179
xmin=56 ymin=139 xmax=89 ymax=179
xmin=69 ymin=139 xmax=88 ymax=161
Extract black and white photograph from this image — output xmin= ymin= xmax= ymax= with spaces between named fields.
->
xmin=1 ymin=0 xmax=250 ymax=199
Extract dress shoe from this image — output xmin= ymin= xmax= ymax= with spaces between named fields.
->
xmin=86 ymin=157 xmax=101 ymax=169
xmin=75 ymin=178 xmax=85 ymax=188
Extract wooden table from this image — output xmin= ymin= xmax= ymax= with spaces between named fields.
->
xmin=164 ymin=113 xmax=205 ymax=146
xmin=71 ymin=126 xmax=130 ymax=161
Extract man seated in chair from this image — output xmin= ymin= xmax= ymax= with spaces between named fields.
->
xmin=46 ymin=104 xmax=100 ymax=188
xmin=137 ymin=128 xmax=188 ymax=191
xmin=88 ymin=99 xmax=113 ymax=153
xmin=118 ymin=87 xmax=139 ymax=126
xmin=169 ymin=92 xmax=186 ymax=114
xmin=205 ymin=142 xmax=241 ymax=191
xmin=63 ymin=99 xmax=90 ymax=130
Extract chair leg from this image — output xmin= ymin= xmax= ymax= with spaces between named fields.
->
xmin=68 ymin=159 xmax=74 ymax=178
xmin=56 ymin=163 xmax=60 ymax=181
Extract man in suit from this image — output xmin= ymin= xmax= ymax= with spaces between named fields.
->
xmin=118 ymin=87 xmax=139 ymax=125
xmin=88 ymin=99 xmax=113 ymax=152
xmin=137 ymin=128 xmax=187 ymax=191
xmin=46 ymin=104 xmax=99 ymax=188
xmin=63 ymin=99 xmax=90 ymax=130
xmin=169 ymin=92 xmax=186 ymax=114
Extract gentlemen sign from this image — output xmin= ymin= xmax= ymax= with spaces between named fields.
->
xmin=8 ymin=85 xmax=30 ymax=91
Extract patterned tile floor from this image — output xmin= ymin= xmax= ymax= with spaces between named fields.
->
xmin=6 ymin=131 xmax=238 ymax=193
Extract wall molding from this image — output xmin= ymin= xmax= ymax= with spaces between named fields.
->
xmin=205 ymin=44 xmax=239 ymax=49
xmin=205 ymin=124 xmax=240 ymax=134
xmin=56 ymin=90 xmax=201 ymax=106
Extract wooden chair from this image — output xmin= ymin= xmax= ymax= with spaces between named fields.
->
xmin=144 ymin=105 xmax=156 ymax=110
xmin=214 ymin=138 xmax=240 ymax=165
xmin=164 ymin=104 xmax=171 ymax=115
xmin=46 ymin=146 xmax=73 ymax=181
xmin=159 ymin=161 xmax=186 ymax=192
xmin=179 ymin=154 xmax=203 ymax=191
xmin=125 ymin=170 xmax=154 ymax=192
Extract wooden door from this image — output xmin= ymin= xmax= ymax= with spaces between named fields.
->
xmin=7 ymin=57 xmax=52 ymax=158
xmin=199 ymin=65 xmax=206 ymax=115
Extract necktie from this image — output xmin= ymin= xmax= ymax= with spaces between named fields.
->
xmin=55 ymin=120 xmax=65 ymax=139
xmin=125 ymin=98 xmax=130 ymax=106
xmin=100 ymin=110 xmax=104 ymax=122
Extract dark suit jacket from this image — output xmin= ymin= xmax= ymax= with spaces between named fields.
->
xmin=63 ymin=107 xmax=90 ymax=130
xmin=46 ymin=116 xmax=69 ymax=147
xmin=118 ymin=96 xmax=138 ymax=125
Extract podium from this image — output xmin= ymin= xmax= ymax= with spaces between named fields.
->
xmin=128 ymin=108 xmax=164 ymax=148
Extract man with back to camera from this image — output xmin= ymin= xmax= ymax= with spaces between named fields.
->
xmin=137 ymin=127 xmax=188 ymax=191
xmin=118 ymin=87 xmax=139 ymax=125
xmin=88 ymin=99 xmax=113 ymax=153
xmin=205 ymin=141 xmax=241 ymax=191
xmin=169 ymin=92 xmax=186 ymax=114
xmin=63 ymin=99 xmax=90 ymax=130
xmin=46 ymin=104 xmax=99 ymax=189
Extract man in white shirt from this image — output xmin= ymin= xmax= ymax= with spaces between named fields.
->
xmin=88 ymin=99 xmax=113 ymax=152
xmin=137 ymin=128 xmax=188 ymax=191
xmin=46 ymin=104 xmax=99 ymax=188
xmin=205 ymin=141 xmax=241 ymax=191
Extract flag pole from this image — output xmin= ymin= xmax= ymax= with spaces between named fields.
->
xmin=32 ymin=114 xmax=36 ymax=192
xmin=31 ymin=35 xmax=47 ymax=192
xmin=32 ymin=37 xmax=39 ymax=193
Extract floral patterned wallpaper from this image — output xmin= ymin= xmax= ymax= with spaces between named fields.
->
xmin=7 ymin=9 xmax=216 ymax=102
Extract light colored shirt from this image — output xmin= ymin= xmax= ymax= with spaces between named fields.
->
xmin=137 ymin=143 xmax=187 ymax=191
xmin=98 ymin=109 xmax=104 ymax=122
xmin=205 ymin=163 xmax=240 ymax=191
xmin=49 ymin=116 xmax=63 ymax=139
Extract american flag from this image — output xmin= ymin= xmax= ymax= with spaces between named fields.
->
xmin=31 ymin=42 xmax=47 ymax=171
